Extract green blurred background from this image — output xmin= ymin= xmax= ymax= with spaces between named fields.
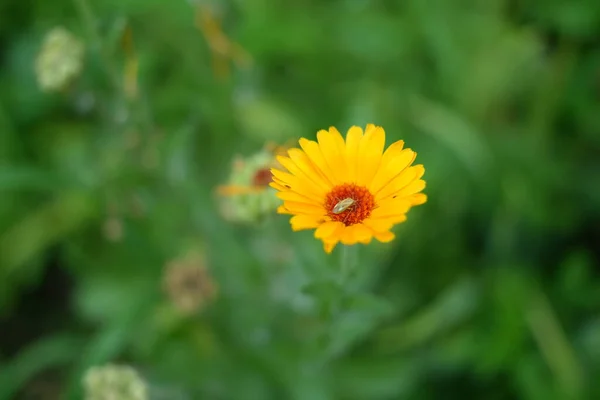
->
xmin=1 ymin=0 xmax=599 ymax=399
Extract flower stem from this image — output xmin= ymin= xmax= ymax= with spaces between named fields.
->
xmin=339 ymin=244 xmax=355 ymax=287
xmin=320 ymin=245 xmax=356 ymax=359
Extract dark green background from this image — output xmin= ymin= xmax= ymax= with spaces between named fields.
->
xmin=1 ymin=0 xmax=599 ymax=399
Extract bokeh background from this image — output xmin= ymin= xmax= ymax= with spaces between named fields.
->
xmin=1 ymin=0 xmax=599 ymax=399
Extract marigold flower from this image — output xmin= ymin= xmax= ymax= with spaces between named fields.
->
xmin=271 ymin=124 xmax=427 ymax=253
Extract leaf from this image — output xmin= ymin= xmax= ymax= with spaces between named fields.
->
xmin=333 ymin=356 xmax=422 ymax=400
xmin=0 ymin=333 xmax=85 ymax=400
xmin=0 ymin=191 xmax=98 ymax=276
xmin=326 ymin=294 xmax=395 ymax=359
xmin=377 ymin=276 xmax=479 ymax=352
xmin=0 ymin=166 xmax=66 ymax=191
xmin=0 ymin=191 xmax=98 ymax=309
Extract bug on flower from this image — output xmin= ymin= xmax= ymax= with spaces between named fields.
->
xmin=332 ymin=198 xmax=356 ymax=214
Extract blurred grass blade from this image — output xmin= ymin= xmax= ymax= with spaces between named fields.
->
xmin=527 ymin=289 xmax=586 ymax=399
xmin=409 ymin=96 xmax=492 ymax=179
xmin=0 ymin=333 xmax=84 ymax=399
xmin=0 ymin=166 xmax=65 ymax=191
xmin=0 ymin=191 xmax=98 ymax=276
xmin=377 ymin=276 xmax=479 ymax=353
xmin=333 ymin=357 xmax=423 ymax=399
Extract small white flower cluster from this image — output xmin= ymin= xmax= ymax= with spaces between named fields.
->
xmin=35 ymin=27 xmax=84 ymax=92
xmin=83 ymin=364 xmax=148 ymax=400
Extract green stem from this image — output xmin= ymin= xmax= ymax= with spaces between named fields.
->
xmin=339 ymin=244 xmax=354 ymax=285
xmin=527 ymin=288 xmax=585 ymax=398
xmin=333 ymin=244 xmax=356 ymax=317
xmin=321 ymin=245 xmax=356 ymax=359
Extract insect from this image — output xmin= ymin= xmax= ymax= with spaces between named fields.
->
xmin=332 ymin=198 xmax=356 ymax=214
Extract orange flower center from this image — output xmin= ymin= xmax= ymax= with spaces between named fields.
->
xmin=252 ymin=168 xmax=273 ymax=187
xmin=325 ymin=183 xmax=375 ymax=226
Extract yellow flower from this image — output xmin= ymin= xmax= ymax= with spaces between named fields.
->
xmin=271 ymin=124 xmax=427 ymax=253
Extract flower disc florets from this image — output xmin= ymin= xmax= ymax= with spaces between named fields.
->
xmin=325 ymin=184 xmax=375 ymax=226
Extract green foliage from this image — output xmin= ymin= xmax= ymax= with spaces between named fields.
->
xmin=1 ymin=0 xmax=599 ymax=399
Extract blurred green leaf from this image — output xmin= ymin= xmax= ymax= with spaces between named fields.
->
xmin=0 ymin=167 xmax=66 ymax=191
xmin=377 ymin=276 xmax=479 ymax=353
xmin=0 ymin=192 xmax=98 ymax=308
xmin=333 ymin=357 xmax=421 ymax=400
xmin=0 ymin=333 xmax=84 ymax=400
xmin=0 ymin=0 xmax=599 ymax=398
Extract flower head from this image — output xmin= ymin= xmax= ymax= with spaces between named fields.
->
xmin=216 ymin=143 xmax=287 ymax=223
xmin=162 ymin=249 xmax=217 ymax=315
xmin=83 ymin=364 xmax=147 ymax=400
xmin=35 ymin=27 xmax=84 ymax=92
xmin=271 ymin=124 xmax=426 ymax=253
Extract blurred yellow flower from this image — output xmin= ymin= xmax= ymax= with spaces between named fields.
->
xmin=271 ymin=124 xmax=427 ymax=253
xmin=194 ymin=4 xmax=251 ymax=79
xmin=216 ymin=143 xmax=289 ymax=223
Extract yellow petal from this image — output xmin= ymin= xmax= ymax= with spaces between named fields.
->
xmin=409 ymin=193 xmax=428 ymax=205
xmin=271 ymin=168 xmax=323 ymax=203
xmin=396 ymin=179 xmax=426 ymax=198
xmin=276 ymin=190 xmax=322 ymax=205
xmin=323 ymin=241 xmax=338 ymax=254
xmin=277 ymin=205 xmax=294 ymax=214
xmin=216 ymin=185 xmax=264 ymax=196
xmin=340 ymin=226 xmax=356 ymax=245
xmin=271 ymin=176 xmax=292 ymax=190
xmin=362 ymin=218 xmax=394 ymax=233
xmin=338 ymin=223 xmax=375 ymax=245
xmin=290 ymin=215 xmax=325 ymax=231
xmin=369 ymin=147 xmax=415 ymax=194
xmin=358 ymin=235 xmax=372 ymax=245
xmin=269 ymin=181 xmax=288 ymax=192
xmin=357 ymin=125 xmax=385 ymax=186
xmin=270 ymin=168 xmax=294 ymax=184
xmin=299 ymin=138 xmax=336 ymax=186
xmin=315 ymin=220 xmax=345 ymax=239
xmin=345 ymin=126 xmax=363 ymax=182
xmin=375 ymin=165 xmax=423 ymax=202
xmin=287 ymin=148 xmax=332 ymax=191
xmin=388 ymin=215 xmax=407 ymax=224
xmin=329 ymin=126 xmax=349 ymax=180
xmin=317 ymin=128 xmax=348 ymax=183
xmin=371 ymin=198 xmax=411 ymax=218
xmin=271 ymin=167 xmax=316 ymax=190
xmin=351 ymin=223 xmax=373 ymax=243
xmin=281 ymin=200 xmax=327 ymax=215
xmin=380 ymin=140 xmax=406 ymax=165
xmin=329 ymin=126 xmax=346 ymax=143
xmin=276 ymin=155 xmax=329 ymax=195
xmin=374 ymin=231 xmax=395 ymax=243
